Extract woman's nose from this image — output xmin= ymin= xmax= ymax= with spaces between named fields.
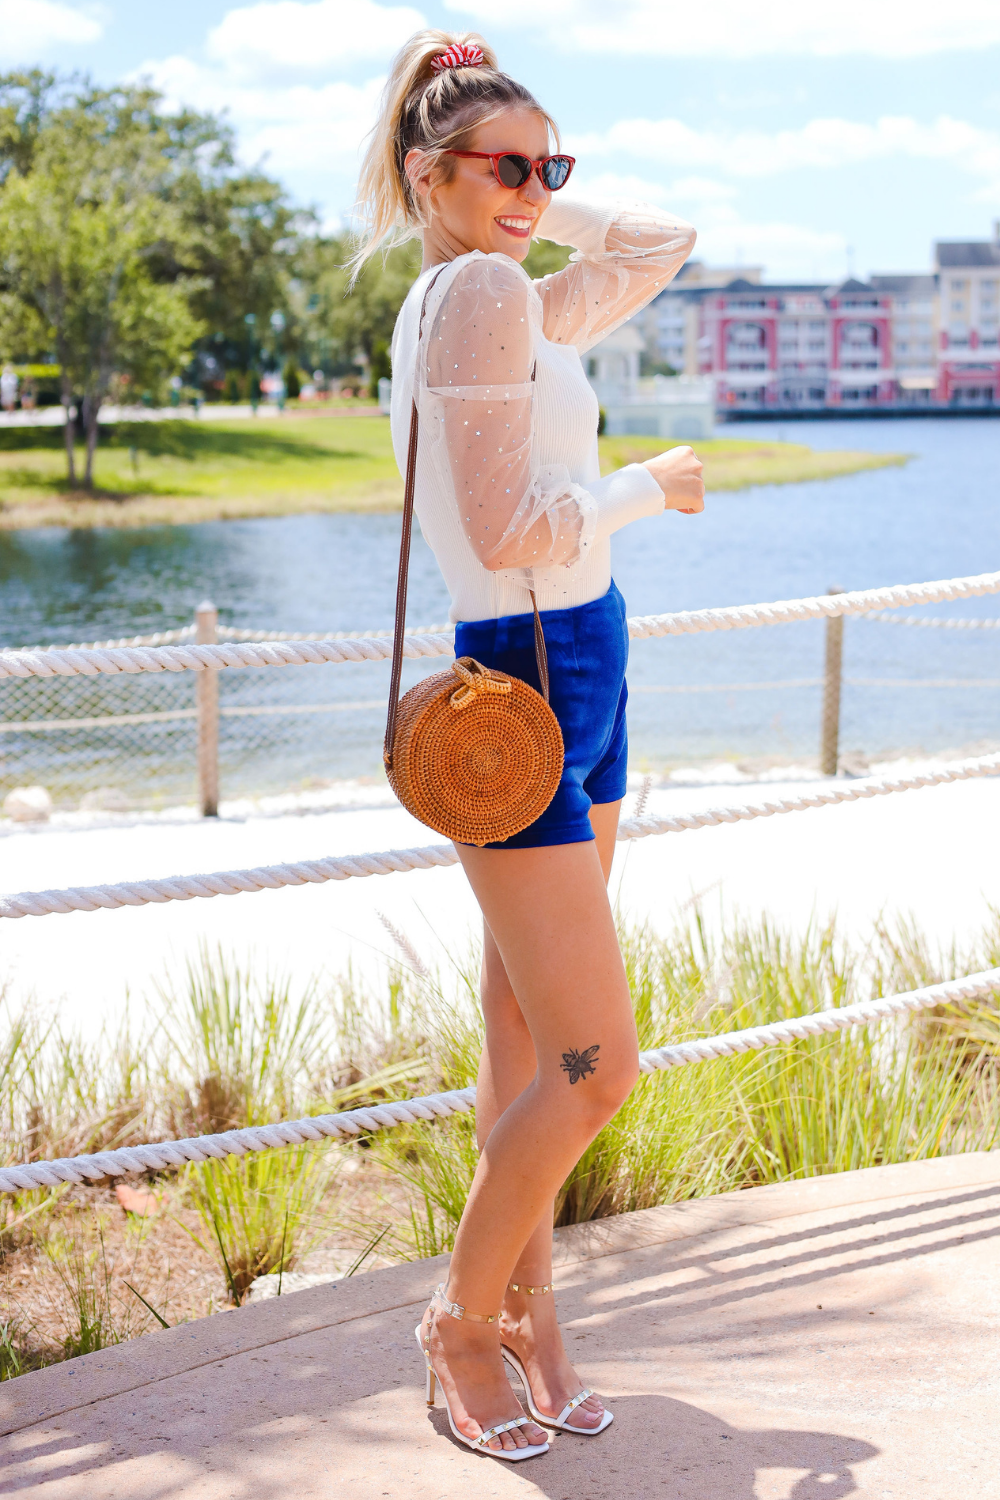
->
xmin=520 ymin=173 xmax=549 ymax=208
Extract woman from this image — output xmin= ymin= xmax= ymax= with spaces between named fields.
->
xmin=357 ymin=30 xmax=704 ymax=1460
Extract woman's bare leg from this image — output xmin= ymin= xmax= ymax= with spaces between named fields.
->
xmin=425 ymin=802 xmax=633 ymax=1450
xmin=476 ymin=801 xmax=621 ymax=1429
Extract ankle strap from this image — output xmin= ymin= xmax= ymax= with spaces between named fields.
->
xmin=508 ymin=1281 xmax=553 ymax=1296
xmin=432 ymin=1282 xmax=497 ymax=1324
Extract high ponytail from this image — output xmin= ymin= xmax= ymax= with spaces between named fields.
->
xmin=351 ymin=29 xmax=557 ymax=278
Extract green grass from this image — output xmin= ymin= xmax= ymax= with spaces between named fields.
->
xmin=599 ymin=434 xmax=908 ymax=491
xmin=1 ymin=914 xmax=996 ymax=1370
xmin=0 ymin=415 xmax=908 ymax=530
xmin=368 ymin=912 xmax=1000 ymax=1257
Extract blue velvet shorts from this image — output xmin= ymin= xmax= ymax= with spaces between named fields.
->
xmin=453 ymin=581 xmax=630 ymax=849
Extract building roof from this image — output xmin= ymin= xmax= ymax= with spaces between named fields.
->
xmin=936 ymin=240 xmax=1000 ymax=269
xmin=831 ymin=277 xmax=874 ymax=294
xmin=869 ymin=274 xmax=937 ymax=296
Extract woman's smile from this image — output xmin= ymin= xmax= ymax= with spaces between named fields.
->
xmin=494 ymin=214 xmax=535 ymax=240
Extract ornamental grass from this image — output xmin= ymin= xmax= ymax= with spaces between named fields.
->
xmin=0 ymin=913 xmax=998 ymax=1375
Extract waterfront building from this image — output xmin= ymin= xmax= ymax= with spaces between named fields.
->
xmin=868 ymin=275 xmax=938 ymax=407
xmin=935 ymin=233 xmax=1000 ymax=408
xmin=585 ymin=321 xmax=714 ymax=439
xmin=623 ymin=224 xmax=1000 ymax=418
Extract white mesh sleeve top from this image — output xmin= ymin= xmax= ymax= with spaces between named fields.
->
xmin=389 ymin=196 xmax=696 ymax=623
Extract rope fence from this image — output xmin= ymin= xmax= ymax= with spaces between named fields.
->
xmin=3 ymin=567 xmax=997 ymax=814
xmin=1 ymin=569 xmax=999 ymax=1195
xmin=47 ymin=623 xmax=453 ymax=651
xmin=3 ymin=750 xmax=997 ymax=920
xmin=862 ymin=613 xmax=1000 ymax=629
xmin=3 ymin=965 xmax=997 ymax=1195
xmin=4 ymin=568 xmax=999 ymax=680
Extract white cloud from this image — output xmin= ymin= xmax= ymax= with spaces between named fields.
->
xmin=448 ymin=0 xmax=1000 ymax=58
xmin=570 ymin=114 xmax=1000 ymax=195
xmin=206 ymin=0 xmax=426 ymax=82
xmin=576 ymin=170 xmax=847 ymax=280
xmin=140 ymin=54 xmax=383 ymax=176
xmin=0 ymin=0 xmax=102 ymax=60
xmin=578 ymin=171 xmax=737 ymax=204
xmin=135 ymin=1 xmax=431 ymax=193
xmin=695 ymin=219 xmax=848 ymax=283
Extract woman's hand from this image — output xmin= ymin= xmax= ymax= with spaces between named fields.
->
xmin=642 ymin=445 xmax=705 ymax=514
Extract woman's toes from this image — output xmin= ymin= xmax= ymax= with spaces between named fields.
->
xmin=569 ymin=1397 xmax=603 ymax=1428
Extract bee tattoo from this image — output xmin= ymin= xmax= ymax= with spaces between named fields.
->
xmin=560 ymin=1044 xmax=600 ymax=1085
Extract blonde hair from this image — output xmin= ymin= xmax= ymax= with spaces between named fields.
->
xmin=352 ymin=29 xmax=558 ymax=276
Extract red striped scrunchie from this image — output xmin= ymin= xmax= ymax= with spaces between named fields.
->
xmin=430 ymin=42 xmax=485 ymax=74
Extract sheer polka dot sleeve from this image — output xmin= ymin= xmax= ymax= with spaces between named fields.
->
xmin=420 ymin=255 xmax=596 ymax=573
xmin=532 ymin=197 xmax=696 ymax=354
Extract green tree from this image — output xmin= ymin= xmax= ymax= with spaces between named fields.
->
xmin=0 ymin=69 xmax=61 ymax=183
xmin=166 ymin=170 xmax=305 ymax=373
xmin=295 ymin=236 xmax=421 ymax=376
xmin=283 ymin=359 xmax=301 ymax=399
xmin=292 ymin=233 xmax=571 ymax=384
xmin=0 ymin=80 xmax=209 ymax=487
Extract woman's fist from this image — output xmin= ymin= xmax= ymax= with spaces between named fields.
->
xmin=642 ymin=445 xmax=705 ymax=514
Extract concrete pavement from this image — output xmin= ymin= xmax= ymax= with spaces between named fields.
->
xmin=2 ymin=1152 xmax=998 ymax=1498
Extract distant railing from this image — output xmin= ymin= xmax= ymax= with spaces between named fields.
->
xmin=2 ymin=569 xmax=998 ymax=817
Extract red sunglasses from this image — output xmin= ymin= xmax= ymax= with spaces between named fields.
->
xmin=447 ymin=150 xmax=575 ymax=192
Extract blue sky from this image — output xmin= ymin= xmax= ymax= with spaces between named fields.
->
xmin=2 ymin=0 xmax=999 ymax=282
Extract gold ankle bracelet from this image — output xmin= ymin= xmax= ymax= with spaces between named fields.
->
xmin=507 ymin=1281 xmax=553 ymax=1296
xmin=431 ymin=1282 xmax=497 ymax=1323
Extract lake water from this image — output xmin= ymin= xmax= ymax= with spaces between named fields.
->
xmin=1 ymin=416 xmax=998 ymax=805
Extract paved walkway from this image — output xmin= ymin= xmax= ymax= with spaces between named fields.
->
xmin=2 ymin=1153 xmax=998 ymax=1498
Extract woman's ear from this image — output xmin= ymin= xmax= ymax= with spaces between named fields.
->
xmin=404 ymin=148 xmax=435 ymax=206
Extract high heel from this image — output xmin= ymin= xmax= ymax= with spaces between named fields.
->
xmin=501 ymin=1281 xmax=614 ymax=1436
xmin=500 ymin=1344 xmax=613 ymax=1434
xmin=416 ymin=1285 xmax=549 ymax=1461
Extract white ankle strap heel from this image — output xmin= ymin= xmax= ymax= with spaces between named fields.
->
xmin=500 ymin=1343 xmax=614 ymax=1435
xmin=501 ymin=1280 xmax=614 ymax=1436
xmin=415 ymin=1286 xmax=549 ymax=1462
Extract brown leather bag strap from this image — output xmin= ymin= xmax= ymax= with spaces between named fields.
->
xmin=384 ymin=271 xmax=551 ymax=769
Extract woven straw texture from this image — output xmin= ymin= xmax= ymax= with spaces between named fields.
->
xmin=385 ymin=657 xmax=564 ymax=846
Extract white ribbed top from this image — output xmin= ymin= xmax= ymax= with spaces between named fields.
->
xmin=390 ymin=196 xmax=696 ymax=622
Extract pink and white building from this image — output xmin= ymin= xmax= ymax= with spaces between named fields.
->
xmin=637 ymin=224 xmax=1000 ymax=416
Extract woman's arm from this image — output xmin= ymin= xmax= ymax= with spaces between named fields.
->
xmin=420 ymin=256 xmax=664 ymax=573
xmin=532 ymin=197 xmax=696 ymax=352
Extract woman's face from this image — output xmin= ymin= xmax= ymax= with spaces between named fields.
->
xmin=409 ymin=106 xmax=553 ymax=262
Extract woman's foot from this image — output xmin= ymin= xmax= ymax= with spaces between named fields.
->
xmin=421 ymin=1302 xmax=549 ymax=1453
xmin=499 ymin=1284 xmax=606 ymax=1430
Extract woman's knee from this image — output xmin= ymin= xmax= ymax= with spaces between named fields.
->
xmin=550 ymin=1041 xmax=640 ymax=1130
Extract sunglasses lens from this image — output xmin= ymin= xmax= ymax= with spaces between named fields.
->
xmin=540 ymin=156 xmax=573 ymax=190
xmin=497 ymin=153 xmax=532 ymax=189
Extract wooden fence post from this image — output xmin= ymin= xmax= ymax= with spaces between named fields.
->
xmin=820 ymin=585 xmax=845 ymax=777
xmin=195 ymin=600 xmax=219 ymax=816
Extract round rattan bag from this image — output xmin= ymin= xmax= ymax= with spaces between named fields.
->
xmin=384 ymin=656 xmax=564 ymax=847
